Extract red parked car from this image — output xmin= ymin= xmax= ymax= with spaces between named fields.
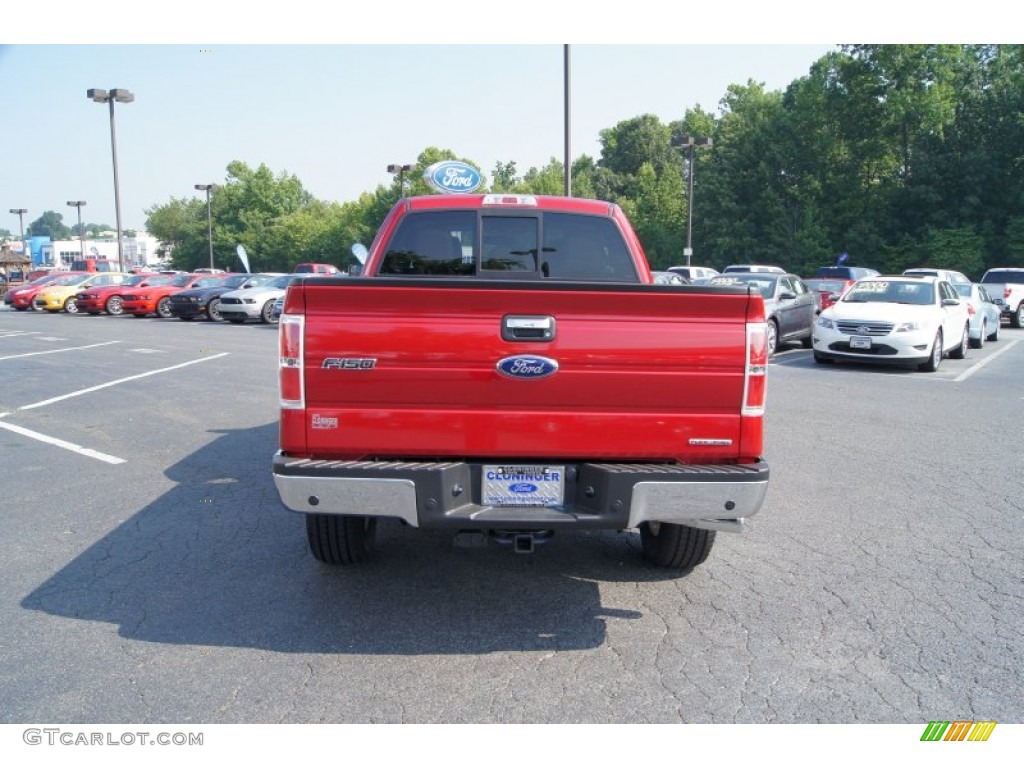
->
xmin=120 ymin=273 xmax=230 ymax=318
xmin=6 ymin=272 xmax=88 ymax=311
xmin=75 ymin=273 xmax=173 ymax=315
xmin=805 ymin=278 xmax=854 ymax=312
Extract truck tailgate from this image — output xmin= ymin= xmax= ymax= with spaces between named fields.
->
xmin=284 ymin=279 xmax=763 ymax=461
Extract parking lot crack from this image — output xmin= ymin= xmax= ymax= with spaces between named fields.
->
xmin=277 ymin=661 xmax=314 ymax=723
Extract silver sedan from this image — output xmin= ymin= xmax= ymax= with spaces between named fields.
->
xmin=954 ymin=282 xmax=1001 ymax=347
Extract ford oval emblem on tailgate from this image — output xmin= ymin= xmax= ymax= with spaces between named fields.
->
xmin=496 ymin=355 xmax=559 ymax=380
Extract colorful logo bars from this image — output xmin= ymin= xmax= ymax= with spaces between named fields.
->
xmin=921 ymin=721 xmax=997 ymax=742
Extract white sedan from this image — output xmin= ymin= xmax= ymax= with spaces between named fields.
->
xmin=218 ymin=274 xmax=301 ymax=324
xmin=812 ymin=276 xmax=970 ymax=372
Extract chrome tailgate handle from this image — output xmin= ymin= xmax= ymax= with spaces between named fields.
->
xmin=502 ymin=315 xmax=556 ymax=342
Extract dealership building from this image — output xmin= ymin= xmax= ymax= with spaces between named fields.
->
xmin=35 ymin=232 xmax=163 ymax=269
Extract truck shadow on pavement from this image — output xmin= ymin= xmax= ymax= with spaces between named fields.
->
xmin=23 ymin=422 xmax=655 ymax=655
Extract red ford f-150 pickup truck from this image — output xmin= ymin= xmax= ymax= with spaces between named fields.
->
xmin=272 ymin=193 xmax=770 ymax=574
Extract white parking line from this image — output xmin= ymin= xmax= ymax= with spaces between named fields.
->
xmin=954 ymin=339 xmax=1019 ymax=382
xmin=0 ymin=418 xmax=126 ymax=465
xmin=19 ymin=352 xmax=230 ymax=411
xmin=0 ymin=340 xmax=120 ymax=361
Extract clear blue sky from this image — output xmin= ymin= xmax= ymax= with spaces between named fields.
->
xmin=2 ymin=2 xmax=986 ymax=234
xmin=0 ymin=44 xmax=836 ymax=233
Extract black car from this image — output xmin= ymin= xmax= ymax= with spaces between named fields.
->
xmin=167 ymin=273 xmax=279 ymax=321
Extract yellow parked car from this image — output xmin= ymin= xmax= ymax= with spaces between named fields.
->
xmin=33 ymin=272 xmax=132 ymax=314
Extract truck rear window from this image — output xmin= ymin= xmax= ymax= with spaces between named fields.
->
xmin=379 ymin=211 xmax=638 ymax=281
xmin=982 ymin=270 xmax=1024 ymax=283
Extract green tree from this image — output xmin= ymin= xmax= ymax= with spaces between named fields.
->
xmin=521 ymin=159 xmax=566 ymax=196
xmin=619 ymin=162 xmax=686 ymax=269
xmin=145 ymin=197 xmax=206 ymax=264
xmin=699 ymin=80 xmax=795 ymax=268
xmin=262 ymin=201 xmax=355 ymax=271
xmin=490 ymin=160 xmax=520 ymax=192
xmin=28 ymin=211 xmax=71 ymax=240
xmin=843 ymin=45 xmax=964 ymax=181
xmin=1004 ymin=216 xmax=1024 ymax=266
xmin=599 ymin=114 xmax=677 ymax=177
xmin=147 ymin=162 xmax=322 ymax=272
xmin=85 ymin=223 xmax=113 ymax=237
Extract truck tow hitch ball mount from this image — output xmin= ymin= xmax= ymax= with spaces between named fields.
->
xmin=454 ymin=529 xmax=556 ymax=554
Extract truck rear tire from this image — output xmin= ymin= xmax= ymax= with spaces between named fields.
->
xmin=305 ymin=514 xmax=376 ymax=564
xmin=1013 ymin=304 xmax=1024 ymax=329
xmin=639 ymin=522 xmax=715 ymax=571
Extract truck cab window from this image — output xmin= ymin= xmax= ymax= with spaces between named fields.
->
xmin=541 ymin=213 xmax=638 ymax=282
xmin=481 ymin=217 xmax=538 ymax=272
xmin=380 ymin=211 xmax=476 ymax=276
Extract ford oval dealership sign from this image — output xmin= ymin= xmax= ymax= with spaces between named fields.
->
xmin=423 ymin=161 xmax=482 ymax=195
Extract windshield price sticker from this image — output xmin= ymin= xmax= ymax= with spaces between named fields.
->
xmin=857 ymin=281 xmax=889 ymax=293
xmin=483 ymin=466 xmax=564 ymax=507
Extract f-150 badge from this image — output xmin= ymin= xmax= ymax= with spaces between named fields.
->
xmin=496 ymin=355 xmax=558 ymax=380
xmin=322 ymin=358 xmax=376 ymax=370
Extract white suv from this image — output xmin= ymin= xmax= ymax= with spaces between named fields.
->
xmin=902 ymin=268 xmax=971 ymax=284
xmin=722 ymin=264 xmax=786 ymax=274
xmin=666 ymin=265 xmax=720 ymax=282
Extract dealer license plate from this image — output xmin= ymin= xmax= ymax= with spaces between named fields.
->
xmin=482 ymin=465 xmax=565 ymax=507
xmin=850 ymin=335 xmax=872 ymax=350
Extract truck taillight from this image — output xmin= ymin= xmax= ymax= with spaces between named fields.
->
xmin=743 ymin=322 xmax=768 ymax=416
xmin=966 ymin=303 xmax=976 ymax=316
xmin=1006 ymin=288 xmax=1012 ymax=300
xmin=279 ymin=313 xmax=304 ymax=410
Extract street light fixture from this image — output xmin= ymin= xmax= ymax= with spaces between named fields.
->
xmin=67 ymin=200 xmax=87 ymax=268
xmin=9 ymin=208 xmax=28 ymax=269
xmin=670 ymin=134 xmax=714 ymax=267
xmin=88 ymin=87 xmax=134 ymax=271
xmin=387 ymin=164 xmax=414 ymax=198
xmin=194 ymin=184 xmax=215 ymax=271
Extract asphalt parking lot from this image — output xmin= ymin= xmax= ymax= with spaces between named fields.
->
xmin=1 ymin=307 xmax=1022 ymax=725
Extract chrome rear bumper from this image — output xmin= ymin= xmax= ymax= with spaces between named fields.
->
xmin=273 ymin=454 xmax=769 ymax=533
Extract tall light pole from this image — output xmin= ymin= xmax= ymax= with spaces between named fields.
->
xmin=670 ymin=135 xmax=713 ymax=267
xmin=195 ymin=184 xmax=214 ymax=270
xmin=88 ymin=87 xmax=134 ymax=272
xmin=387 ymin=164 xmax=413 ymax=198
xmin=9 ymin=208 xmax=27 ymax=253
xmin=67 ymin=201 xmax=87 ymax=268
xmin=8 ymin=208 xmax=28 ymax=271
xmin=564 ymin=44 xmax=572 ymax=197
